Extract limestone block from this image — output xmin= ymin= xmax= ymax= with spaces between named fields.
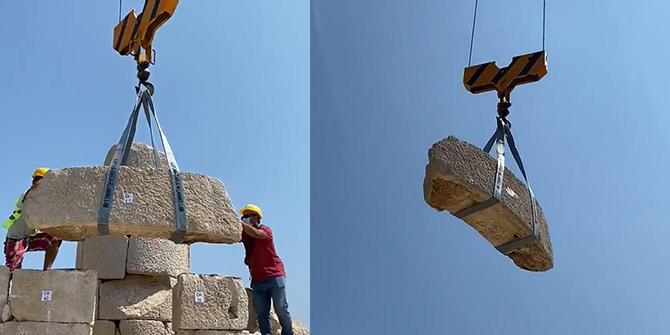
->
xmin=119 ymin=320 xmax=171 ymax=335
xmin=423 ymin=136 xmax=553 ymax=271
xmin=78 ymin=235 xmax=129 ymax=279
xmin=21 ymin=166 xmax=242 ymax=244
xmin=0 ymin=266 xmax=8 ymax=323
xmin=104 ymin=142 xmax=169 ymax=169
xmin=1 ymin=305 xmax=10 ymax=322
xmin=172 ymin=274 xmax=248 ymax=331
xmin=126 ymin=236 xmax=190 ymax=277
xmin=99 ymin=275 xmax=175 ymax=321
xmin=94 ymin=320 xmax=117 ymax=335
xmin=9 ymin=269 xmax=97 ymax=323
xmin=0 ymin=321 xmax=93 ymax=335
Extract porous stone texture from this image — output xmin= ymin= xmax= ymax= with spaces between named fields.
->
xmin=104 ymin=142 xmax=169 ymax=169
xmin=99 ymin=275 xmax=175 ymax=321
xmin=93 ymin=320 xmax=117 ymax=335
xmin=246 ymin=288 xmax=309 ymax=335
xmin=172 ymin=274 xmax=248 ymax=331
xmin=9 ymin=269 xmax=98 ymax=323
xmin=21 ymin=166 xmax=242 ymax=244
xmin=77 ymin=235 xmax=129 ymax=280
xmin=423 ymin=136 xmax=553 ymax=271
xmin=0 ymin=321 xmax=93 ymax=335
xmin=0 ymin=266 xmax=8 ymax=323
xmin=126 ymin=236 xmax=190 ymax=277
xmin=119 ymin=319 xmax=172 ymax=335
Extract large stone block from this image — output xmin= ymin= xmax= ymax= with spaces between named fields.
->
xmin=93 ymin=320 xmax=117 ymax=335
xmin=77 ymin=235 xmax=129 ymax=279
xmin=0 ymin=266 xmax=8 ymax=323
xmin=119 ymin=320 xmax=171 ymax=335
xmin=21 ymin=166 xmax=242 ymax=244
xmin=423 ymin=136 xmax=553 ymax=271
xmin=0 ymin=321 xmax=93 ymax=335
xmin=126 ymin=236 xmax=190 ymax=277
xmin=104 ymin=142 xmax=169 ymax=169
xmin=9 ymin=269 xmax=97 ymax=323
xmin=99 ymin=275 xmax=175 ymax=321
xmin=172 ymin=274 xmax=248 ymax=331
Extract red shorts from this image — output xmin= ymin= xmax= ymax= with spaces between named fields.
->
xmin=4 ymin=233 xmax=58 ymax=271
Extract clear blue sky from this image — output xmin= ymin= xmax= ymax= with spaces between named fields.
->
xmin=0 ymin=1 xmax=309 ymax=327
xmin=312 ymin=0 xmax=670 ymax=334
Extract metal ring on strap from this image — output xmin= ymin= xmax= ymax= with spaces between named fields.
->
xmin=97 ymin=87 xmax=188 ymax=243
xmin=453 ymin=116 xmax=539 ymax=255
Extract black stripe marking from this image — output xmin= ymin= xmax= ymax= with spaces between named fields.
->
xmin=151 ymin=0 xmax=161 ymax=21
xmin=131 ymin=12 xmax=143 ymax=41
xmin=492 ymin=56 xmax=519 ymax=84
xmin=467 ymin=63 xmax=490 ymax=86
xmin=115 ymin=15 xmax=130 ymax=51
xmin=519 ymin=52 xmax=543 ymax=76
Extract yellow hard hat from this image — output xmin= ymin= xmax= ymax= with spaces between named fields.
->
xmin=239 ymin=204 xmax=263 ymax=219
xmin=32 ymin=168 xmax=50 ymax=178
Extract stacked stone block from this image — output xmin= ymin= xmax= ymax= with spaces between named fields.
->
xmin=0 ymin=268 xmax=98 ymax=335
xmin=12 ymin=142 xmax=308 ymax=334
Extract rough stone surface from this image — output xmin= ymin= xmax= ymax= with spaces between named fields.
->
xmin=10 ymin=269 xmax=98 ymax=323
xmin=99 ymin=275 xmax=175 ymax=321
xmin=172 ymin=274 xmax=248 ymax=331
xmin=0 ymin=266 xmax=8 ymax=323
xmin=104 ymin=142 xmax=169 ymax=169
xmin=1 ymin=305 xmax=10 ymax=322
xmin=119 ymin=320 xmax=171 ymax=335
xmin=127 ymin=236 xmax=190 ymax=277
xmin=0 ymin=321 xmax=93 ymax=335
xmin=21 ymin=166 xmax=242 ymax=244
xmin=77 ymin=235 xmax=129 ymax=279
xmin=94 ymin=320 xmax=117 ymax=335
xmin=423 ymin=136 xmax=553 ymax=271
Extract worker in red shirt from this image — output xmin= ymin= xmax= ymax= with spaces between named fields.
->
xmin=240 ymin=204 xmax=293 ymax=335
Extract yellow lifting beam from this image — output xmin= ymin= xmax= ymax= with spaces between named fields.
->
xmin=463 ymin=50 xmax=547 ymax=102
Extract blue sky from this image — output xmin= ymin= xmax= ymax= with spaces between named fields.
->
xmin=312 ymin=0 xmax=670 ymax=334
xmin=0 ymin=1 xmax=309 ymax=327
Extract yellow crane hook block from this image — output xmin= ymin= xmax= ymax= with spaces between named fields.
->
xmin=423 ymin=136 xmax=553 ymax=272
xmin=113 ymin=0 xmax=179 ymax=63
xmin=463 ymin=51 xmax=547 ymax=97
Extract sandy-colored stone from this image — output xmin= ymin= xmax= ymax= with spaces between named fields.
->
xmin=21 ymin=166 xmax=242 ymax=244
xmin=0 ymin=266 xmax=8 ymax=324
xmin=77 ymin=235 xmax=129 ymax=279
xmin=104 ymin=142 xmax=169 ymax=169
xmin=119 ymin=320 xmax=171 ymax=335
xmin=0 ymin=321 xmax=93 ymax=335
xmin=9 ymin=269 xmax=97 ymax=323
xmin=1 ymin=305 xmax=10 ymax=322
xmin=173 ymin=274 xmax=248 ymax=331
xmin=94 ymin=320 xmax=117 ymax=335
xmin=99 ymin=275 xmax=175 ymax=321
xmin=127 ymin=236 xmax=190 ymax=277
xmin=423 ymin=136 xmax=553 ymax=271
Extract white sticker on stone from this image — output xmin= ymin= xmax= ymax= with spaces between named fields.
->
xmin=41 ymin=290 xmax=52 ymax=302
xmin=195 ymin=291 xmax=205 ymax=303
xmin=123 ymin=193 xmax=134 ymax=204
xmin=505 ymin=187 xmax=517 ymax=198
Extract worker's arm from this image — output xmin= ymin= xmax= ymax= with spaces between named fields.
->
xmin=241 ymin=223 xmax=268 ymax=239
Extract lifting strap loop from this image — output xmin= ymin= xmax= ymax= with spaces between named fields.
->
xmin=453 ymin=116 xmax=539 ymax=254
xmin=97 ymin=88 xmax=188 ymax=243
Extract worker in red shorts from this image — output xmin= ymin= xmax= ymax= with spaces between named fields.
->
xmin=2 ymin=168 xmax=62 ymax=271
xmin=240 ymin=204 xmax=293 ymax=335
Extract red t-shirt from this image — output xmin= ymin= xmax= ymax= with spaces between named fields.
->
xmin=241 ymin=225 xmax=286 ymax=282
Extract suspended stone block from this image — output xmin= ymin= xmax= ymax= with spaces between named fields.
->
xmin=20 ymin=165 xmax=242 ymax=244
xmin=423 ymin=136 xmax=553 ymax=271
xmin=104 ymin=142 xmax=169 ymax=169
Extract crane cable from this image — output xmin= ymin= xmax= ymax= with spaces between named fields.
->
xmin=118 ymin=0 xmax=123 ymax=22
xmin=467 ymin=0 xmax=547 ymax=67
